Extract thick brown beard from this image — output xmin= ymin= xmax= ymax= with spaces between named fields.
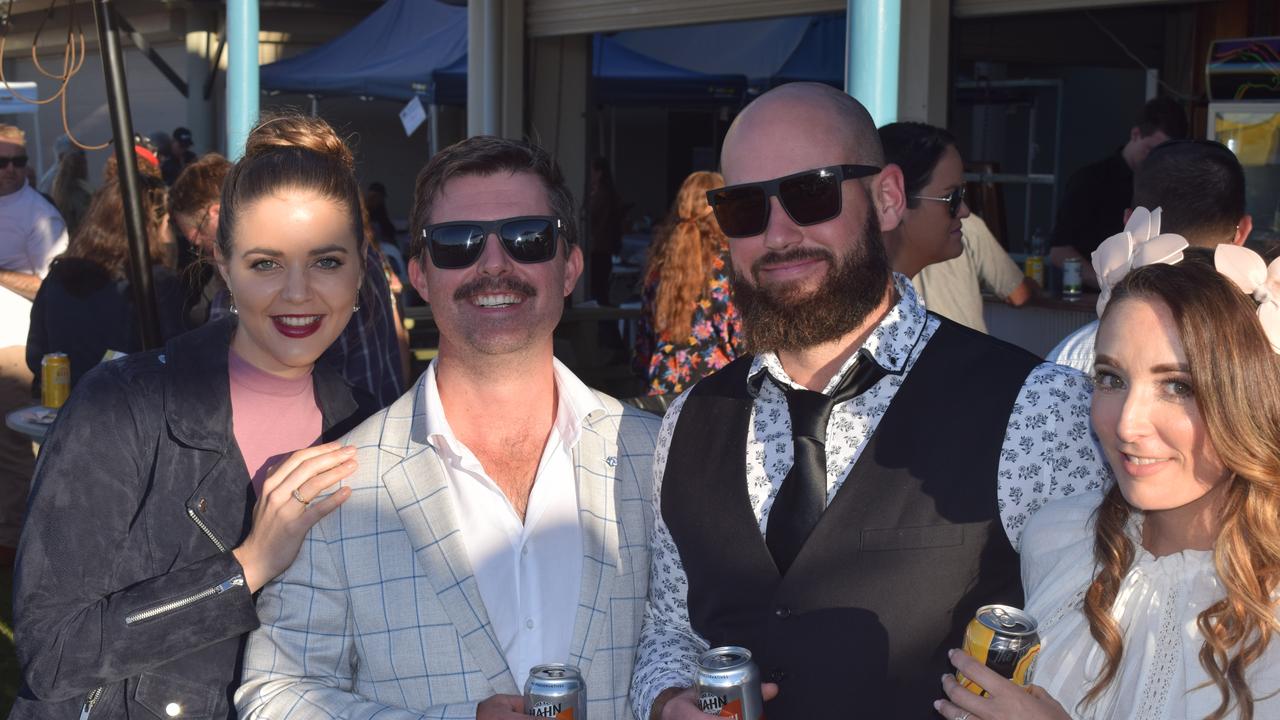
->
xmin=731 ymin=207 xmax=890 ymax=354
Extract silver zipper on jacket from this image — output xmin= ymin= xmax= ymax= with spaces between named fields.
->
xmin=79 ymin=686 xmax=103 ymax=720
xmin=186 ymin=506 xmax=227 ymax=553
xmin=124 ymin=575 xmax=244 ymax=625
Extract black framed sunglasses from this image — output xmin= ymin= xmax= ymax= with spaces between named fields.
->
xmin=706 ymin=164 xmax=881 ymax=238
xmin=0 ymin=155 xmax=28 ymax=170
xmin=912 ymin=186 xmax=966 ymax=218
xmin=422 ymin=215 xmax=564 ymax=269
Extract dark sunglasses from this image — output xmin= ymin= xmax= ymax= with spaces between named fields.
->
xmin=706 ymin=164 xmax=881 ymax=238
xmin=912 ymin=186 xmax=966 ymax=218
xmin=0 ymin=155 xmax=28 ymax=170
xmin=422 ymin=216 xmax=564 ymax=269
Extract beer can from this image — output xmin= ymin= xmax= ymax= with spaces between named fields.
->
xmin=695 ymin=646 xmax=765 ymax=719
xmin=1062 ymin=257 xmax=1084 ymax=297
xmin=957 ymin=604 xmax=1041 ymax=696
xmin=1024 ymin=255 xmax=1045 ymax=287
xmin=524 ymin=663 xmax=586 ymax=719
xmin=41 ymin=353 xmax=70 ymax=409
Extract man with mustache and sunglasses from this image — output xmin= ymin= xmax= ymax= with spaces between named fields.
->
xmin=631 ymin=83 xmax=1110 ymax=720
xmin=0 ymin=123 xmax=68 ymax=566
xmin=238 ymin=136 xmax=660 ymax=720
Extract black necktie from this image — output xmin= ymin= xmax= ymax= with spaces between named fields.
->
xmin=765 ymin=355 xmax=886 ymax=575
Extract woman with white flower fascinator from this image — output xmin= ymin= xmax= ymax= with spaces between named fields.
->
xmin=936 ymin=233 xmax=1280 ymax=720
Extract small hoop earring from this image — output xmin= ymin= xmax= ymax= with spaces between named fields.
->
xmin=229 ymin=297 xmax=238 ymax=315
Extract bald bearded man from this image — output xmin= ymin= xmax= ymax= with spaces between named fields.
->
xmin=630 ymin=84 xmax=1111 ymax=720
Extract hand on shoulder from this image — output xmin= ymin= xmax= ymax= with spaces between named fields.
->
xmin=232 ymin=441 xmax=357 ymax=592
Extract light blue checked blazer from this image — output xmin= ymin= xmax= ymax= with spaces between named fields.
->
xmin=236 ymin=373 xmax=659 ymax=719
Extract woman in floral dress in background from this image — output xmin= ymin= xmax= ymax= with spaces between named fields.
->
xmin=636 ymin=170 xmax=742 ymax=396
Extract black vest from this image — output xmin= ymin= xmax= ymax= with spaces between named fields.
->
xmin=662 ymin=317 xmax=1041 ymax=719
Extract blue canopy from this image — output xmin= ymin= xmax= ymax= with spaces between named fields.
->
xmin=771 ymin=14 xmax=845 ymax=88
xmin=591 ymin=35 xmax=746 ymax=106
xmin=609 ymin=13 xmax=845 ymax=92
xmin=261 ymin=0 xmax=747 ymax=106
xmin=259 ymin=0 xmax=466 ymax=103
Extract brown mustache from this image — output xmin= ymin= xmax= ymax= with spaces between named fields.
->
xmin=453 ymin=276 xmax=538 ymax=302
xmin=751 ymin=247 xmax=835 ymax=278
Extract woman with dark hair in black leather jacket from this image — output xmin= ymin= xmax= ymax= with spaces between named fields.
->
xmin=11 ymin=113 xmax=380 ymax=720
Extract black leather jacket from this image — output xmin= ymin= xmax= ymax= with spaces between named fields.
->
xmin=10 ymin=318 xmax=376 ymax=719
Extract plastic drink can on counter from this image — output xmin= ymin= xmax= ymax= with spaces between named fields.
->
xmin=524 ymin=664 xmax=586 ymax=719
xmin=41 ymin=353 xmax=70 ymax=409
xmin=1062 ymin=257 xmax=1084 ymax=297
xmin=1024 ymin=255 xmax=1045 ymax=287
xmin=957 ymin=604 xmax=1041 ymax=696
xmin=695 ymin=646 xmax=766 ymax=719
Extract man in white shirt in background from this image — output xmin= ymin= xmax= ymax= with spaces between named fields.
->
xmin=0 ymin=123 xmax=67 ymax=562
xmin=1048 ymin=139 xmax=1251 ymax=374
xmin=238 ymin=136 xmax=660 ymax=720
xmin=914 ymin=213 xmax=1035 ymax=334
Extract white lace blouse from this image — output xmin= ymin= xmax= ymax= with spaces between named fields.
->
xmin=1021 ymin=492 xmax=1280 ymax=720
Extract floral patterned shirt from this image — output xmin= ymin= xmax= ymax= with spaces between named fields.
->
xmin=636 ymin=253 xmax=742 ymax=396
xmin=630 ymin=274 xmax=1112 ymax=718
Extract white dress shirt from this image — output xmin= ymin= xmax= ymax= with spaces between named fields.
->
xmin=422 ymin=357 xmax=603 ymax=687
xmin=632 ymin=274 xmax=1114 ymax=717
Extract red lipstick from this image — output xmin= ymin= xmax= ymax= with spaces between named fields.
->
xmin=271 ymin=315 xmax=323 ymax=338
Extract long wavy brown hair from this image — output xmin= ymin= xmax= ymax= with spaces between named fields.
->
xmin=644 ymin=171 xmax=728 ymax=338
xmin=1084 ymin=254 xmax=1280 ymax=719
xmin=61 ymin=174 xmax=169 ymax=279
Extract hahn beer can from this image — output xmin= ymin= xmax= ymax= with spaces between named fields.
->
xmin=524 ymin=664 xmax=586 ymax=719
xmin=695 ymin=646 xmax=765 ymax=719
xmin=40 ymin=353 xmax=70 ymax=409
xmin=957 ymin=604 xmax=1041 ymax=696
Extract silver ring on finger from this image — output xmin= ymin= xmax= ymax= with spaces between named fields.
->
xmin=955 ymin=713 xmax=971 ymax=720
xmin=291 ymin=488 xmax=310 ymax=506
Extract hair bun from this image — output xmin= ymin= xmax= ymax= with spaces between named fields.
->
xmin=243 ymin=113 xmax=354 ymax=172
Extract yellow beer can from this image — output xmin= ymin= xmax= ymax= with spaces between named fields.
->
xmin=956 ymin=604 xmax=1041 ymax=696
xmin=1024 ymin=255 xmax=1045 ymax=287
xmin=41 ymin=353 xmax=71 ymax=409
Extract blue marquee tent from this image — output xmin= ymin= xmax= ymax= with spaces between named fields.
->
xmin=770 ymin=14 xmax=845 ymax=89
xmin=607 ymin=12 xmax=845 ymax=94
xmin=259 ymin=0 xmax=466 ymax=103
xmin=590 ymin=35 xmax=746 ymax=106
xmin=260 ymin=0 xmax=747 ymax=106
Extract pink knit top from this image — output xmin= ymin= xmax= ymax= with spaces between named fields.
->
xmin=228 ymin=349 xmax=323 ymax=496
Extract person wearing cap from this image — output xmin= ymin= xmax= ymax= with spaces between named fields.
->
xmin=162 ymin=126 xmax=197 ymax=185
